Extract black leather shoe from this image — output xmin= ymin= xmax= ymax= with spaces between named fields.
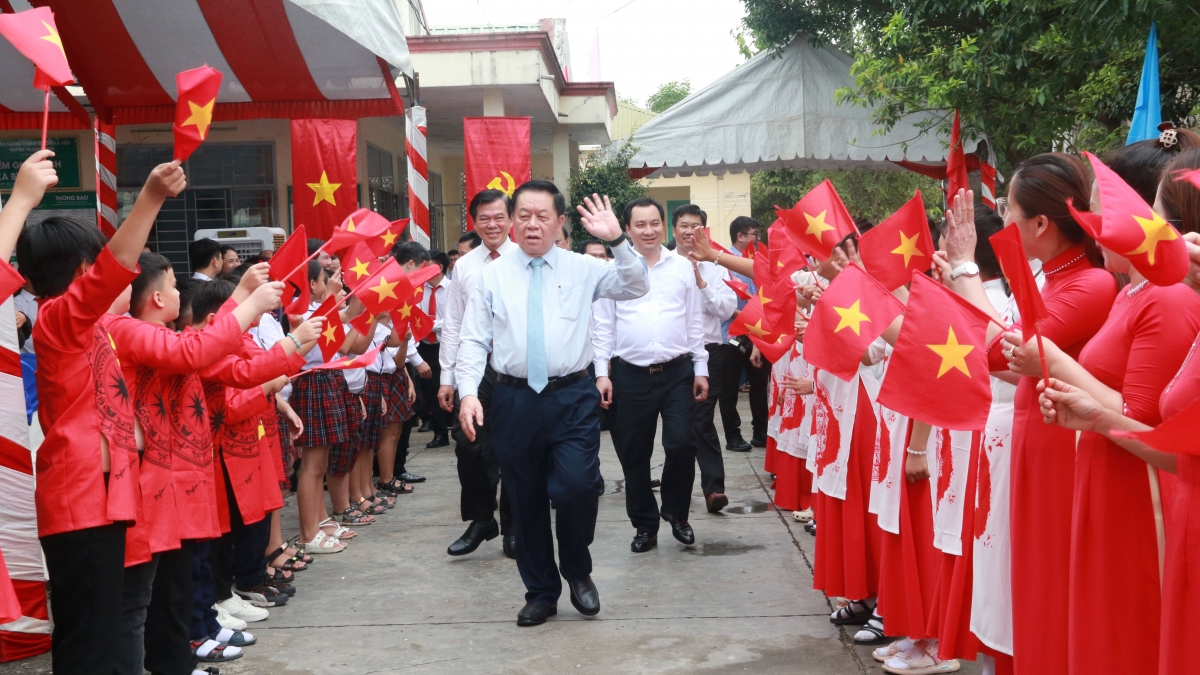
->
xmin=418 ymin=420 xmax=432 ymax=433
xmin=399 ymin=471 xmax=425 ymax=483
xmin=447 ymin=519 xmax=499 ymax=556
xmin=517 ymin=601 xmax=557 ymax=626
xmin=726 ymin=438 xmax=752 ymax=452
xmin=631 ymin=531 xmax=657 ymax=553
xmin=751 ymin=435 xmax=767 ymax=448
xmin=565 ymin=575 xmax=600 ymax=616
xmin=502 ymin=534 xmax=517 ymax=559
xmin=649 ymin=478 xmax=661 ymax=489
xmin=660 ymin=510 xmax=695 ymax=546
xmin=425 ymin=433 xmax=449 ymax=449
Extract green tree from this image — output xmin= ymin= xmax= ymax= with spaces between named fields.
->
xmin=646 ymin=79 xmax=692 ymax=114
xmin=568 ymin=140 xmax=646 ymax=251
xmin=752 ymin=168 xmax=941 ymax=227
xmin=738 ymin=0 xmax=1200 ymax=168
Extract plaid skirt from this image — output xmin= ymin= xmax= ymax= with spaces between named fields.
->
xmin=291 ymin=369 xmax=351 ymax=448
xmin=385 ymin=369 xmax=415 ymax=424
xmin=362 ymin=372 xmax=388 ymax=451
xmin=276 ymin=413 xmax=292 ymax=491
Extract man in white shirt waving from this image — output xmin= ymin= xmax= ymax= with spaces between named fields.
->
xmin=593 ymin=197 xmax=709 ymax=554
xmin=456 ymin=181 xmax=648 ymax=627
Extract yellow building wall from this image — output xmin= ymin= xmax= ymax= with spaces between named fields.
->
xmin=641 ymin=171 xmax=752 ymax=247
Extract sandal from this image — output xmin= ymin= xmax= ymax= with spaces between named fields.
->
xmin=340 ymin=507 xmax=374 ymax=525
xmin=874 ymin=639 xmax=915 ymax=663
xmin=268 ymin=567 xmax=294 ymax=584
xmin=378 ymin=477 xmax=413 ymax=495
xmin=374 ymin=490 xmax=396 ymax=508
xmin=830 ymin=599 xmax=873 ymax=625
xmin=267 ymin=545 xmax=308 ymax=572
xmin=358 ymin=497 xmax=388 ymax=515
xmin=853 ymin=612 xmax=891 ymax=645
xmin=298 ymin=530 xmax=345 ymax=554
xmin=209 ymin=627 xmax=257 ymax=647
xmin=882 ymin=641 xmax=961 ymax=674
xmin=319 ymin=517 xmax=357 ymax=540
xmin=192 ymin=638 xmax=242 ymax=662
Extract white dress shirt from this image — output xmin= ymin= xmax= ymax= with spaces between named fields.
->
xmin=592 ymin=247 xmax=708 ymax=378
xmin=694 ymin=259 xmax=738 ymax=345
xmin=439 ymin=239 xmax=519 ymax=387
xmin=456 ymin=242 xmax=649 ymax=399
xmin=192 ymin=271 xmax=212 ymax=281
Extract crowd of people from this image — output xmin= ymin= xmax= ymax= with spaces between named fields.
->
xmin=5 ymin=121 xmax=1200 ymax=675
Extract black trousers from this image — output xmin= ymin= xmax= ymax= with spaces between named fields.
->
xmin=452 ymin=365 xmax=512 ymax=533
xmin=40 ymin=522 xmax=127 ymax=675
xmin=717 ymin=341 xmax=769 ymax=442
xmin=696 ymin=344 xmax=726 ymax=495
xmin=491 ymin=375 xmax=602 ymax=604
xmin=416 ymin=341 xmax=454 ymax=434
xmin=190 ymin=541 xmax=219 ymax=641
xmin=610 ymin=357 xmax=698 ymax=533
xmin=115 ymin=555 xmax=159 ymax=675
xmin=145 ymin=541 xmax=197 ymax=675
xmin=210 ymin=471 xmax=270 ymax=600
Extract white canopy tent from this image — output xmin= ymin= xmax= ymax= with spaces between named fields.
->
xmin=626 ymin=37 xmax=986 ymax=178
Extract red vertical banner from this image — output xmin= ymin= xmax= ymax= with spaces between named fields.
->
xmin=463 ymin=117 xmax=531 ymax=230
xmin=290 ymin=119 xmax=357 ymax=241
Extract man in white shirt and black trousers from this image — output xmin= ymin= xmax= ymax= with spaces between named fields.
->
xmin=437 ymin=189 xmax=519 ymax=558
xmin=592 ymin=197 xmax=709 ymax=554
xmin=456 ymin=181 xmax=649 ymax=627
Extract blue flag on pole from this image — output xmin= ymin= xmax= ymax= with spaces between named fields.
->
xmin=1127 ymin=22 xmax=1161 ymax=145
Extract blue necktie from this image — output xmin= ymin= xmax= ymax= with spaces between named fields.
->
xmin=527 ymin=257 xmax=548 ymax=393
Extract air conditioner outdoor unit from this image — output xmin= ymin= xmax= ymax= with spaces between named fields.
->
xmin=193 ymin=227 xmax=287 ymax=259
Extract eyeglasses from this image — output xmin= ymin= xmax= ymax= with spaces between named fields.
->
xmin=996 ymin=197 xmax=1009 ymax=219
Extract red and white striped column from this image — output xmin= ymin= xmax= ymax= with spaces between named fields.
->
xmin=94 ymin=118 xmax=118 ymax=238
xmin=406 ymin=106 xmax=430 ymax=248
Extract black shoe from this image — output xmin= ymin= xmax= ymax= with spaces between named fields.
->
xmin=631 ymin=531 xmax=657 ymax=553
xmin=399 ymin=471 xmax=425 ymax=483
xmin=565 ymin=575 xmax=600 ymax=616
xmin=517 ymin=600 xmax=557 ymax=626
xmin=649 ymin=478 xmax=661 ymax=489
xmin=418 ymin=420 xmax=432 ymax=433
xmin=726 ymin=438 xmax=751 ymax=452
xmin=705 ymin=492 xmax=729 ymax=513
xmin=660 ymin=510 xmax=695 ymax=546
xmin=502 ymin=534 xmax=517 ymax=559
xmin=750 ymin=435 xmax=767 ymax=448
xmin=447 ymin=518 xmax=499 ymax=556
xmin=425 ymin=433 xmax=449 ymax=449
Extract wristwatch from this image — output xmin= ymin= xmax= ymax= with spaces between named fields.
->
xmin=606 ymin=232 xmax=629 ymax=247
xmin=950 ymin=261 xmax=980 ymax=280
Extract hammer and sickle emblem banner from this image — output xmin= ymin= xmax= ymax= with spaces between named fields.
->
xmin=463 ymin=117 xmax=531 ymax=230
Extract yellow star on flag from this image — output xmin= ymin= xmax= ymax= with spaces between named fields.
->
xmin=744 ymin=320 xmax=772 ymax=337
xmin=345 ymin=217 xmax=356 ymax=232
xmin=181 ymin=98 xmax=216 ymax=140
xmin=257 ymin=422 xmax=266 ymax=440
xmin=369 ymin=276 xmax=399 ymax=302
xmin=349 ymin=257 xmax=372 ymax=280
xmin=308 ymin=172 xmax=341 ymax=206
xmin=322 ymin=323 xmax=338 ymax=344
xmin=1125 ymin=211 xmax=1178 ymax=265
xmin=756 ymin=287 xmax=772 ymax=305
xmin=927 ymin=326 xmax=975 ymax=378
xmin=381 ymin=229 xmax=399 ymax=248
xmin=397 ymin=303 xmax=413 ymax=319
xmin=804 ymin=210 xmax=835 ymax=237
xmin=414 ymin=286 xmax=425 ymax=298
xmin=41 ymin=21 xmax=65 ymax=57
xmin=833 ymin=300 xmax=871 ymax=336
xmin=891 ymin=231 xmax=926 ymax=267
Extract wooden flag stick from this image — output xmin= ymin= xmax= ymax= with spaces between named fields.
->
xmin=1033 ymin=321 xmax=1052 ymax=392
xmin=40 ymin=88 xmax=50 ymax=150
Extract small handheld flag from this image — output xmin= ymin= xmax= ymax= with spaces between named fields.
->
xmin=173 ymin=66 xmax=222 ymax=162
xmin=857 ymin=191 xmax=934 ymax=290
xmin=803 ymin=264 xmax=905 ymax=381
xmin=776 ymin=180 xmax=857 ymax=261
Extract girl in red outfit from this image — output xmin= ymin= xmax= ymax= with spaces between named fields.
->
xmin=1037 ymin=147 xmax=1200 ymax=675
xmin=937 ymin=154 xmax=1117 ymax=675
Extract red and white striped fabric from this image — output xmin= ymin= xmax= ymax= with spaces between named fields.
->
xmin=0 ymin=294 xmax=50 ymax=662
xmin=406 ymin=105 xmax=430 ymax=247
xmin=94 ymin=118 xmax=117 ymax=238
xmin=1 ymin=0 xmax=411 ymax=125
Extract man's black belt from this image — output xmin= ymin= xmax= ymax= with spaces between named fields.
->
xmin=615 ymin=354 xmax=691 ymax=375
xmin=495 ymin=370 xmax=589 ymax=391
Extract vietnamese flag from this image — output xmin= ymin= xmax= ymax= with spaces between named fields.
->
xmin=768 ymin=219 xmax=808 ymax=279
xmin=269 ymin=225 xmax=309 ymax=313
xmin=701 ymin=227 xmax=733 ymax=257
xmin=173 ymin=66 xmax=222 ymax=162
xmin=292 ymin=119 xmax=357 ymax=241
xmin=804 ymin=264 xmax=904 ymax=381
xmin=463 ymin=117 xmax=531 ymax=229
xmin=1069 ymin=151 xmax=1187 ymax=286
xmin=306 ymin=346 xmax=384 ymax=373
xmin=311 ymin=295 xmax=346 ymax=362
xmin=325 ymin=208 xmax=387 ymax=256
xmin=776 ymin=180 xmax=858 ymax=261
xmin=729 ymin=295 xmax=780 ymax=342
xmin=342 ymin=242 xmax=382 ymax=287
xmin=761 ymin=243 xmax=798 ymax=334
xmin=989 ymin=224 xmax=1046 ymax=341
xmin=1111 ymin=395 xmax=1200 ymax=456
xmin=351 ymin=257 xmax=413 ymax=317
xmin=0 ymin=7 xmax=74 ymax=89
xmin=946 ymin=111 xmax=969 ymax=201
xmin=878 ymin=272 xmax=994 ymax=430
xmin=383 ymin=219 xmax=408 ymax=253
xmin=725 ymin=278 xmax=751 ymax=301
xmin=749 ymin=332 xmax=796 ymax=364
xmin=395 ymin=304 xmax=434 ymax=342
xmin=858 ymin=191 xmax=935 ymax=290
xmin=0 ymin=260 xmax=25 ymax=300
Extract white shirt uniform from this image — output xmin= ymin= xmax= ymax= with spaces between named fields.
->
xmin=456 ymin=241 xmax=649 ymax=399
xmin=693 ymin=259 xmax=738 ymax=345
xmin=366 ymin=320 xmax=399 ymax=375
xmin=192 ymin=272 xmax=212 ymax=282
xmin=439 ymin=240 xmax=519 ymax=387
xmin=591 ymin=247 xmax=708 ymax=378
xmin=418 ymin=276 xmax=449 ymax=343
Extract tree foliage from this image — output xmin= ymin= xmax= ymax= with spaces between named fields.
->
xmin=646 ymin=79 xmax=693 ymax=114
xmin=568 ymin=140 xmax=646 ymax=251
xmin=738 ymin=0 xmax=1200 ymax=167
xmin=752 ymin=168 xmax=941 ymax=226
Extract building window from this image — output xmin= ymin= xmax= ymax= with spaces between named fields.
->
xmin=367 ymin=143 xmax=400 ymax=220
xmin=116 ymin=143 xmax=276 ymax=275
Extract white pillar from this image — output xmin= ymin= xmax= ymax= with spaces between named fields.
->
xmin=482 ymin=88 xmax=505 ymax=117
xmin=552 ymin=125 xmax=570 ymax=207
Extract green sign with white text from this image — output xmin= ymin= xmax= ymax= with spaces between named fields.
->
xmin=0 ymin=137 xmax=81 ymax=190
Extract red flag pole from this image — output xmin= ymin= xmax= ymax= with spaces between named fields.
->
xmin=40 ymin=88 xmax=50 ymax=150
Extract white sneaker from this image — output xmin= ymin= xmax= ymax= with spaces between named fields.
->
xmin=214 ymin=603 xmax=248 ymax=631
xmin=216 ymin=596 xmax=269 ymax=623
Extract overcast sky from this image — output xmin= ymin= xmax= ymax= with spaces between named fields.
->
xmin=421 ymin=0 xmax=749 ymax=105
